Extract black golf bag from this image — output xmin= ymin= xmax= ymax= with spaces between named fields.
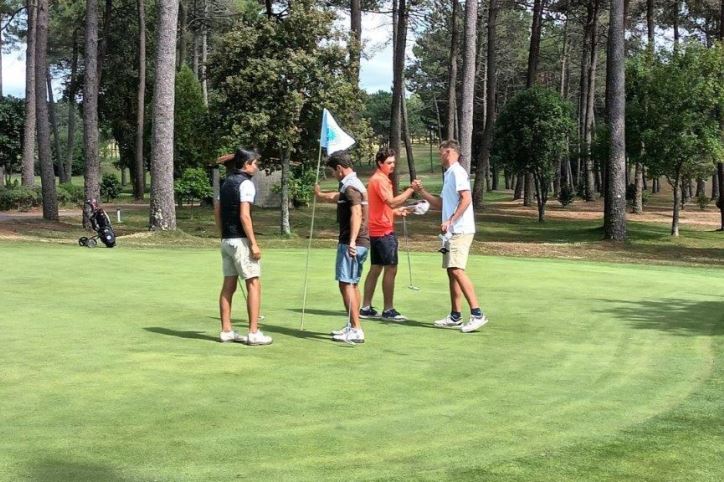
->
xmin=78 ymin=199 xmax=116 ymax=248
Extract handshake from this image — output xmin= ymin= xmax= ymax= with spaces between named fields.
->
xmin=410 ymin=179 xmax=424 ymax=193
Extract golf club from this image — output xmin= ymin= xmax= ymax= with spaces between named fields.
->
xmin=237 ymin=278 xmax=265 ymax=321
xmin=402 ymin=215 xmax=420 ymax=291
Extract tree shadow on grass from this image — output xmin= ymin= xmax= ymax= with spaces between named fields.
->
xmin=594 ymin=298 xmax=724 ymax=336
xmin=143 ymin=327 xmax=218 ymax=342
xmin=26 ymin=459 xmax=131 ymax=481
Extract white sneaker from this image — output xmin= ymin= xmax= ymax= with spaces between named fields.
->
xmin=330 ymin=324 xmax=351 ymax=336
xmin=433 ymin=315 xmax=463 ymax=328
xmin=242 ymin=330 xmax=273 ymax=346
xmin=219 ymin=330 xmax=244 ymax=342
xmin=332 ymin=327 xmax=365 ymax=343
xmin=461 ymin=315 xmax=489 ymax=333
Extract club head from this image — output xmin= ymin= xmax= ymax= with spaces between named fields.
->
xmin=408 ymin=285 xmax=421 ymax=291
xmin=259 ymin=315 xmax=266 ymax=321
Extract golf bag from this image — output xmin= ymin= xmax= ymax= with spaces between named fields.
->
xmin=78 ymin=199 xmax=116 ymax=248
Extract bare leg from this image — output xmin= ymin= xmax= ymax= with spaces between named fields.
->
xmin=219 ymin=276 xmax=238 ymax=332
xmin=382 ymin=265 xmax=398 ymax=310
xmin=448 ymin=268 xmax=479 ymax=310
xmin=340 ymin=282 xmax=362 ymax=329
xmin=362 ymin=264 xmax=383 ymax=308
xmin=245 ymin=277 xmax=261 ymax=333
xmin=447 ymin=270 xmax=463 ymax=313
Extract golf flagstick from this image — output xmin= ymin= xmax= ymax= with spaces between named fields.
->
xmin=299 ymin=144 xmax=323 ymax=331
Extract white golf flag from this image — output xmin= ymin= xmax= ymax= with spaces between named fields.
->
xmin=320 ymin=108 xmax=355 ymax=154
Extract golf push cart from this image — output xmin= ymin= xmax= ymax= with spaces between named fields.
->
xmin=78 ymin=199 xmax=116 ymax=248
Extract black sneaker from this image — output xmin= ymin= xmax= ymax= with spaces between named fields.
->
xmin=359 ymin=306 xmax=380 ymax=319
xmin=381 ymin=309 xmax=407 ymax=321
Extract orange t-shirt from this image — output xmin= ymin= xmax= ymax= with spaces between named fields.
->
xmin=367 ymin=170 xmax=395 ymax=237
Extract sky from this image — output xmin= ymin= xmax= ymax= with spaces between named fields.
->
xmin=1 ymin=11 xmax=407 ymax=99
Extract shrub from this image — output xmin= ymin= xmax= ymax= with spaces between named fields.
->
xmin=56 ymin=182 xmax=84 ymax=206
xmin=696 ymin=193 xmax=710 ymax=210
xmin=174 ymin=167 xmax=212 ymax=206
xmin=625 ymin=183 xmax=650 ymax=210
xmin=557 ymin=184 xmax=575 ymax=207
xmin=273 ymin=166 xmax=316 ymax=207
xmin=100 ymin=174 xmax=122 ymax=202
xmin=0 ymin=185 xmax=42 ymax=211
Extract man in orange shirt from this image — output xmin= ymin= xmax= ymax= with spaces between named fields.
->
xmin=360 ymin=148 xmax=418 ymax=321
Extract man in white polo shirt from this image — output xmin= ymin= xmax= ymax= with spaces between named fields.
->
xmin=412 ymin=140 xmax=489 ymax=333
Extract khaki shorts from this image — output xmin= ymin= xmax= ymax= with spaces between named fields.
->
xmin=442 ymin=233 xmax=474 ymax=269
xmin=221 ymin=238 xmax=261 ymax=279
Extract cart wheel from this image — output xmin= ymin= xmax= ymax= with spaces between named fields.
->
xmin=87 ymin=238 xmax=98 ymax=248
xmin=78 ymin=237 xmax=88 ymax=247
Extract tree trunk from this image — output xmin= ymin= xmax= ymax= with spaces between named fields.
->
xmin=389 ymin=0 xmax=408 ymax=193
xmin=280 ymin=147 xmax=291 ymax=236
xmin=458 ymin=0 xmax=477 ymax=173
xmin=46 ymin=68 xmax=64 ymax=182
xmin=514 ymin=174 xmax=523 ymax=200
xmin=401 ymin=94 xmax=417 ymax=181
xmin=349 ymin=0 xmax=362 ymax=87
xmin=533 ymin=174 xmax=548 ymax=223
xmin=646 ymin=0 xmax=655 ymax=46
xmin=603 ymin=0 xmax=626 ymax=240
xmin=97 ymin=0 xmax=112 ymax=85
xmin=64 ymin=30 xmax=79 ymax=181
xmin=559 ymin=6 xmax=570 ymax=99
xmin=177 ymin=0 xmax=186 ymax=69
xmin=35 ymin=0 xmax=58 ymax=220
xmin=134 ymin=0 xmax=146 ymax=200
xmin=84 ymin=0 xmax=101 ymax=215
xmin=149 ymin=0 xmax=180 ymax=231
xmin=445 ymin=0 xmax=459 ymax=140
xmin=22 ymin=0 xmax=37 ymax=187
xmin=695 ymin=177 xmax=705 ymax=197
xmin=670 ymin=176 xmax=681 ymax=236
xmin=192 ymin=27 xmax=199 ymax=77
xmin=717 ymin=162 xmax=724 ymax=230
xmin=633 ymin=162 xmax=643 ymax=213
xmin=473 ymin=0 xmax=498 ymax=209
xmin=526 ymin=0 xmax=544 ymax=88
xmin=673 ymin=0 xmax=680 ymax=46
xmin=584 ymin=0 xmax=599 ymax=201
xmin=718 ymin=0 xmax=724 ymax=230
xmin=432 ymin=92 xmax=442 ymax=142
xmin=711 ymin=173 xmax=719 ymax=200
xmin=0 ymin=15 xmax=3 ymax=96
xmin=524 ymin=0 xmax=544 ymax=207
xmin=201 ymin=0 xmax=208 ymax=105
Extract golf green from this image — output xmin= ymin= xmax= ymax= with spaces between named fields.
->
xmin=1 ymin=242 xmax=722 ymax=480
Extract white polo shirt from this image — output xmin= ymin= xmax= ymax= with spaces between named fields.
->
xmin=441 ymin=161 xmax=475 ymax=234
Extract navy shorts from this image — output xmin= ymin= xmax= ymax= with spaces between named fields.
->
xmin=335 ymin=244 xmax=369 ymax=284
xmin=370 ymin=233 xmax=398 ymax=266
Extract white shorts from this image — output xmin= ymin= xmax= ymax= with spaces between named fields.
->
xmin=221 ymin=238 xmax=261 ymax=279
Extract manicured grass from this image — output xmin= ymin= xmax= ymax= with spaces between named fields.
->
xmin=1 ymin=242 xmax=722 ymax=480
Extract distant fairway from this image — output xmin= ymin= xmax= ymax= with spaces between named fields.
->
xmin=0 ymin=242 xmax=722 ymax=481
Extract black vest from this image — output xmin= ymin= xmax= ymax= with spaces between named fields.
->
xmin=220 ymin=170 xmax=253 ymax=239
